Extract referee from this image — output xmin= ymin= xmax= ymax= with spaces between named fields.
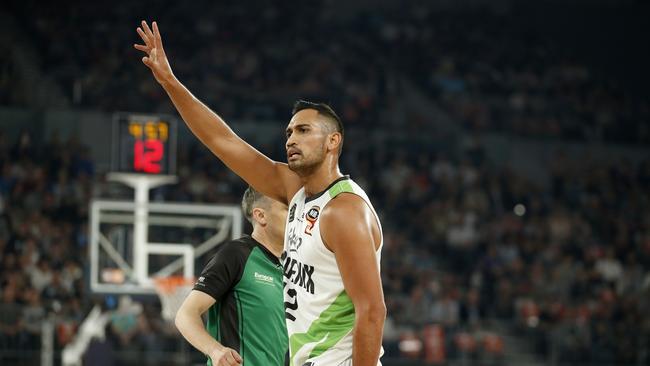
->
xmin=175 ymin=187 xmax=288 ymax=366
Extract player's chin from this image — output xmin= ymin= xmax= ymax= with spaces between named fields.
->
xmin=288 ymin=160 xmax=313 ymax=175
xmin=287 ymin=160 xmax=301 ymax=171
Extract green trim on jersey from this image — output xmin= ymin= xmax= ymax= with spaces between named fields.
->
xmin=215 ymin=302 xmax=222 ymax=341
xmin=235 ymin=290 xmax=245 ymax=359
xmin=328 ymin=180 xmax=354 ymax=198
xmin=289 ymin=291 xmax=355 ymax=364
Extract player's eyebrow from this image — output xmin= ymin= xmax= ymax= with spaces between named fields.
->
xmin=286 ymin=123 xmax=311 ymax=134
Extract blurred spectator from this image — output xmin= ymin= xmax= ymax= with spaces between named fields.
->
xmin=0 ymin=285 xmax=25 ymax=359
xmin=30 ymin=257 xmax=53 ymax=292
xmin=22 ymin=287 xmax=45 ymax=349
xmin=109 ymin=296 xmax=143 ymax=348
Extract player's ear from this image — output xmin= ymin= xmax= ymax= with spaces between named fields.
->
xmin=327 ymin=132 xmax=342 ymax=153
xmin=252 ymin=207 xmax=267 ymax=226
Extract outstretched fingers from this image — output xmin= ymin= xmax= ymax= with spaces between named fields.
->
xmin=133 ymin=44 xmax=148 ymax=52
xmin=141 ymin=20 xmax=155 ymax=40
xmin=136 ymin=27 xmax=152 ymax=49
xmin=135 ymin=20 xmax=173 ymax=83
xmin=135 ymin=21 xmax=158 ymax=65
xmin=152 ymin=21 xmax=164 ymax=51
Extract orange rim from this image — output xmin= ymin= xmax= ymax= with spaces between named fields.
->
xmin=153 ymin=276 xmax=195 ymax=294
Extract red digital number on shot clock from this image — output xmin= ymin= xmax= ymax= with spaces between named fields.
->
xmin=133 ymin=140 xmax=163 ymax=173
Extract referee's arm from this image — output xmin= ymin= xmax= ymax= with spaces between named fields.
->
xmin=176 ymin=291 xmax=242 ymax=365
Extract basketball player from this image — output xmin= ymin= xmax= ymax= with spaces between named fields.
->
xmin=136 ymin=21 xmax=385 ymax=366
xmin=175 ymin=187 xmax=288 ymax=366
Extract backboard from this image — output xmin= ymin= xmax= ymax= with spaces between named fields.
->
xmin=89 ymin=199 xmax=243 ymax=295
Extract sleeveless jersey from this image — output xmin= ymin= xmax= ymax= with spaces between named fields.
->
xmin=282 ymin=176 xmax=383 ymax=366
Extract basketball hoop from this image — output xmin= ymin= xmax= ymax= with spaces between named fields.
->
xmin=153 ymin=276 xmax=195 ymax=322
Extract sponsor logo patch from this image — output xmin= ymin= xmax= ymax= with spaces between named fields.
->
xmin=254 ymin=271 xmax=275 ymax=285
xmin=304 ymin=206 xmax=320 ymax=236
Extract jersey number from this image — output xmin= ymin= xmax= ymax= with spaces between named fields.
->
xmin=285 ymin=288 xmax=298 ymax=321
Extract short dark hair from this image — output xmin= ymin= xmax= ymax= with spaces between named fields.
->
xmin=241 ymin=186 xmax=268 ymax=224
xmin=292 ymin=100 xmax=344 ymax=154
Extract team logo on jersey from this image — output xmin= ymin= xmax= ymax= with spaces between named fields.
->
xmin=304 ymin=206 xmax=320 ymax=236
xmin=287 ymin=226 xmax=302 ymax=253
xmin=288 ymin=203 xmax=297 ymax=223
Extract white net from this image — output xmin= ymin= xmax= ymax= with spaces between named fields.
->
xmin=153 ymin=277 xmax=195 ymax=322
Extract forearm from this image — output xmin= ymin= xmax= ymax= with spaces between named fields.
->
xmin=175 ymin=308 xmax=223 ymax=358
xmin=160 ymin=77 xmax=239 ymax=156
xmin=158 ymin=76 xmax=291 ymax=203
xmin=352 ymin=306 xmax=386 ymax=366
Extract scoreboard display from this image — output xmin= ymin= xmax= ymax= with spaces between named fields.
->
xmin=112 ymin=113 xmax=177 ymax=175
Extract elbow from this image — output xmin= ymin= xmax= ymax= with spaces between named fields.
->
xmin=174 ymin=308 xmax=185 ymax=331
xmin=373 ymin=301 xmax=387 ymax=323
xmin=174 ymin=312 xmax=181 ymax=331
xmin=175 ymin=304 xmax=204 ymax=333
xmin=357 ymin=300 xmax=387 ymax=325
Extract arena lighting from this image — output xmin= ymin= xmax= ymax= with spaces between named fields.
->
xmin=527 ymin=316 xmax=540 ymax=328
xmin=514 ymin=203 xmax=526 ymax=216
xmin=399 ymin=338 xmax=423 ymax=353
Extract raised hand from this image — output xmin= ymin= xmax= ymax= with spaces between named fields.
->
xmin=134 ymin=21 xmax=174 ymax=85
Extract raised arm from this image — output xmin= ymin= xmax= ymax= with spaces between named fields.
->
xmin=320 ymin=194 xmax=386 ymax=366
xmin=134 ymin=21 xmax=300 ymax=203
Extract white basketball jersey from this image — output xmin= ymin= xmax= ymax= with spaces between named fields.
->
xmin=283 ymin=176 xmax=383 ymax=366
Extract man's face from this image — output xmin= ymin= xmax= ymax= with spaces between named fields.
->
xmin=264 ymin=199 xmax=288 ymax=241
xmin=285 ymin=109 xmax=329 ymax=175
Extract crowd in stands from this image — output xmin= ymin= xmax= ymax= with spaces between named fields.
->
xmin=7 ymin=0 xmax=388 ymax=127
xmin=382 ymin=10 xmax=650 ymax=144
xmin=5 ymin=1 xmax=649 ymax=143
xmin=0 ymin=130 xmax=90 ymax=364
xmin=372 ymin=145 xmax=650 ymax=365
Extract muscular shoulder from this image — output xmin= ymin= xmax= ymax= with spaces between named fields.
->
xmin=321 ymin=193 xmax=370 ymax=222
xmin=320 ymin=193 xmax=379 ymax=252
